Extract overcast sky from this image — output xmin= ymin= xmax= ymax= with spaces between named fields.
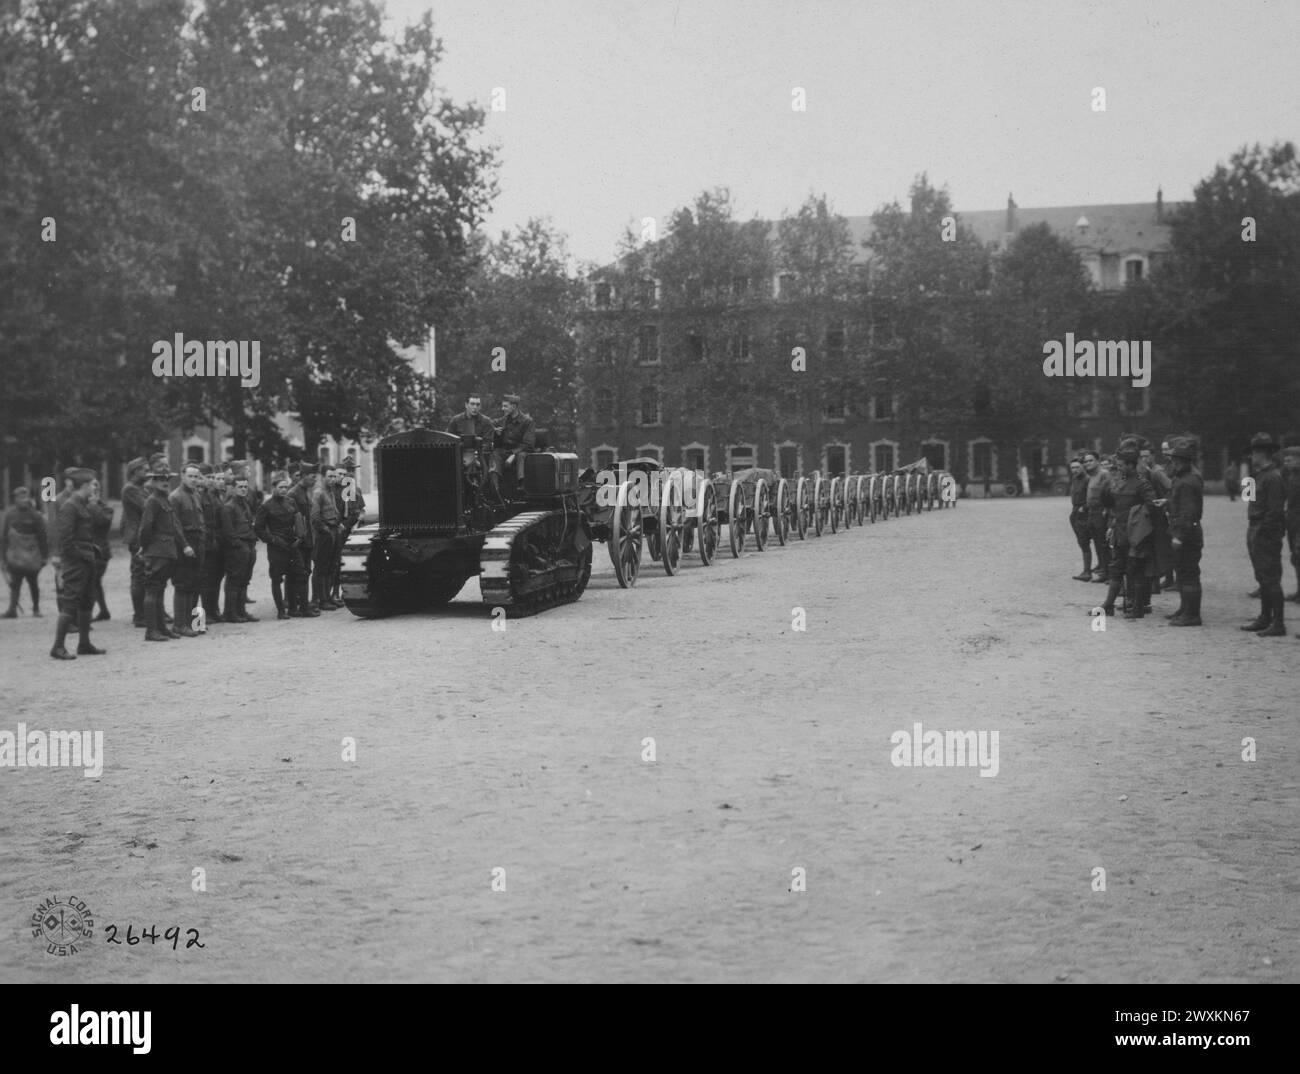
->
xmin=383 ymin=0 xmax=1299 ymax=266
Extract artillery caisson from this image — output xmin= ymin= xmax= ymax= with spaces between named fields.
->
xmin=339 ymin=429 xmax=592 ymax=618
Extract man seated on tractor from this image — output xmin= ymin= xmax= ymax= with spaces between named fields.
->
xmin=492 ymin=393 xmax=536 ymax=499
xmin=448 ymin=392 xmax=497 ymax=495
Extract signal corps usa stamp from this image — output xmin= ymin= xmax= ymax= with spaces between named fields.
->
xmin=32 ymin=894 xmax=95 ymax=956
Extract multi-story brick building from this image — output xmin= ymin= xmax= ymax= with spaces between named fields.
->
xmin=577 ymin=194 xmax=1180 ymax=492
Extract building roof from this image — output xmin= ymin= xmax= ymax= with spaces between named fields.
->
xmin=843 ymin=201 xmax=1180 ymax=260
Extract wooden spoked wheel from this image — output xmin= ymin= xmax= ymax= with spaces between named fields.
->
xmin=752 ymin=479 xmax=769 ymax=551
xmin=812 ymin=474 xmax=825 ymax=536
xmin=856 ymin=477 xmax=869 ymax=524
xmin=828 ymin=477 xmax=842 ymax=533
xmin=842 ymin=477 xmax=855 ymax=529
xmin=727 ymin=479 xmax=746 ymax=558
xmin=658 ymin=472 xmax=684 ymax=575
xmin=795 ymin=477 xmax=809 ymax=540
xmin=609 ymin=481 xmax=643 ymax=588
xmin=774 ymin=478 xmax=790 ymax=546
xmin=696 ymin=480 xmax=719 ymax=565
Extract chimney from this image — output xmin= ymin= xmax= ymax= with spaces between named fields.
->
xmin=1156 ymin=186 xmax=1164 ymax=224
xmin=1006 ymin=193 xmax=1017 ymax=235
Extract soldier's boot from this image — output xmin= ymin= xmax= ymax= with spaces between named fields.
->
xmin=1099 ymin=578 xmax=1121 ymax=616
xmin=271 ymin=578 xmax=289 ymax=619
xmin=297 ymin=578 xmax=319 ymax=616
xmin=1073 ymin=548 xmax=1092 ymax=582
xmin=76 ymin=610 xmax=106 ymax=655
xmin=1257 ymin=590 xmax=1287 ymax=637
xmin=50 ymin=612 xmax=76 ymax=659
xmin=131 ymin=576 xmax=146 ymax=627
xmin=199 ymin=587 xmax=220 ymax=624
xmin=1165 ymin=586 xmax=1188 ymax=621
xmin=239 ymin=588 xmax=259 ymax=622
xmin=1171 ymin=583 xmax=1202 ymax=626
xmin=3 ymin=583 xmax=18 ymax=617
xmin=1240 ymin=592 xmax=1270 ymax=632
xmin=30 ymin=586 xmax=40 ymax=616
xmin=173 ymin=591 xmax=199 ymax=637
xmin=1123 ymin=575 xmax=1147 ymax=619
xmin=144 ymin=590 xmax=171 ymax=641
xmin=222 ymin=581 xmax=246 ymax=622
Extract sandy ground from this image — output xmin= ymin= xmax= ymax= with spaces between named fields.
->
xmin=1 ymin=495 xmax=1295 ymax=983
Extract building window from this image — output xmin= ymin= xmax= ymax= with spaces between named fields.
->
xmin=592 ymin=445 xmax=616 ymax=472
xmin=776 ymin=442 xmax=801 ymax=479
xmin=184 ymin=442 xmax=206 ymax=464
xmin=823 ymin=444 xmax=848 ymax=476
xmin=318 ymin=446 xmax=333 ymax=466
xmin=1124 ymin=258 xmax=1145 ymax=285
xmin=969 ymin=438 xmax=997 ymax=480
xmin=635 ymin=444 xmax=662 ymax=464
xmin=729 ymin=326 xmax=751 ymax=361
xmin=776 ymin=272 xmax=796 ymax=298
xmin=871 ymin=441 xmax=897 ymax=473
xmin=921 ymin=440 xmax=948 ymax=470
xmin=595 ymin=388 xmax=614 ymax=420
xmin=594 ymin=282 xmax=612 ymax=308
xmin=639 ymin=278 xmax=658 ymax=306
xmin=221 ymin=437 xmax=235 ymax=461
xmin=637 ymin=325 xmax=660 ymax=365
xmin=822 ymin=400 xmax=846 ymax=422
xmin=727 ymin=444 xmax=756 ymax=474
xmin=686 ymin=332 xmax=707 ymax=362
xmin=871 ymin=394 xmax=895 ymax=421
xmin=1120 ymin=386 xmax=1150 ymax=416
xmin=682 ymin=442 xmax=709 ymax=472
xmin=1072 ymin=385 xmax=1100 ymax=418
xmin=594 ymin=339 xmax=615 ymax=365
xmin=825 ymin=326 xmax=845 ymax=362
xmin=638 ymin=386 xmax=661 ymax=427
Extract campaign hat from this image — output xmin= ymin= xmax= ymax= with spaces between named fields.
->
xmin=63 ymin=466 xmax=96 ymax=484
xmin=145 ymin=461 xmax=173 ymax=480
xmin=502 ymin=394 xmax=521 ymax=404
xmin=126 ymin=456 xmax=149 ymax=477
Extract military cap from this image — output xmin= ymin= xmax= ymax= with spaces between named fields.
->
xmin=126 ymin=456 xmax=149 ymax=477
xmin=1166 ymin=437 xmax=1196 ymax=460
xmin=296 ymin=462 xmax=319 ymax=476
xmin=63 ymin=466 xmax=96 ymax=484
xmin=1248 ymin=432 xmax=1279 ymax=453
xmin=149 ymin=452 xmax=168 ymax=466
xmin=340 ymin=457 xmax=359 ymax=470
xmin=197 ymin=462 xmax=214 ymax=475
xmin=145 ymin=461 xmax=173 ymax=480
xmin=1282 ymin=445 xmax=1300 ymax=459
xmin=503 ymin=393 xmax=521 ymax=404
xmin=1115 ymin=447 xmax=1139 ymax=464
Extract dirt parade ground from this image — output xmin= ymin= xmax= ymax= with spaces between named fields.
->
xmin=1 ymin=494 xmax=1295 ymax=984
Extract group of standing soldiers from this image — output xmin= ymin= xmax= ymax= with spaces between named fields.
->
xmin=25 ymin=453 xmax=365 ymax=658
xmin=1067 ymin=431 xmax=1300 ymax=636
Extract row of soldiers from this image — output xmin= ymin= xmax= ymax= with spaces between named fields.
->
xmin=1067 ymin=431 xmax=1300 ymax=635
xmin=29 ymin=453 xmax=365 ymax=658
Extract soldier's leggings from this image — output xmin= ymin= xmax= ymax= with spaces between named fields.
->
xmin=312 ymin=528 xmax=338 ymax=603
xmin=1088 ymin=512 xmax=1110 ymax=576
xmin=200 ymin=545 xmax=225 ymax=612
xmin=267 ymin=544 xmax=307 ymax=612
xmin=129 ymin=546 xmax=146 ymax=618
xmin=1070 ymin=510 xmax=1092 ymax=561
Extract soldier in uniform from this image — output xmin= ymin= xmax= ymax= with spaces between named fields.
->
xmin=1067 ymin=456 xmax=1093 ymax=581
xmin=1 ymin=486 xmax=50 ymax=617
xmin=120 ymin=457 xmax=149 ymax=626
xmin=168 ymin=463 xmax=207 ymax=637
xmin=291 ymin=463 xmax=318 ymax=610
xmin=50 ymin=467 xmax=106 ymax=659
xmin=310 ymin=465 xmax=343 ymax=610
xmin=256 ymin=470 xmax=316 ymax=618
xmin=219 ymin=469 xmax=259 ymax=622
xmin=1097 ymin=447 xmax=1157 ymax=619
xmin=331 ymin=457 xmax=366 ymax=605
xmin=1082 ymin=450 xmax=1110 ymax=582
xmin=137 ymin=461 xmax=188 ymax=641
xmin=1164 ymin=437 xmax=1204 ymax=626
xmin=1282 ymin=445 xmax=1300 ymax=603
xmin=197 ymin=463 xmax=225 ymax=623
xmin=87 ymin=478 xmax=114 ymax=622
xmin=448 ymin=393 xmax=496 ymax=442
xmin=492 ymin=394 xmax=536 ymax=499
xmin=1241 ymin=432 xmax=1287 ymax=637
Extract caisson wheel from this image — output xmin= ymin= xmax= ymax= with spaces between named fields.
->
xmin=753 ymin=479 xmax=769 ymax=551
xmin=659 ymin=473 xmax=684 ymax=576
xmin=728 ymin=480 xmax=746 ymax=558
xmin=697 ymin=480 xmax=719 ymax=565
xmin=609 ymin=481 xmax=643 ymax=588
